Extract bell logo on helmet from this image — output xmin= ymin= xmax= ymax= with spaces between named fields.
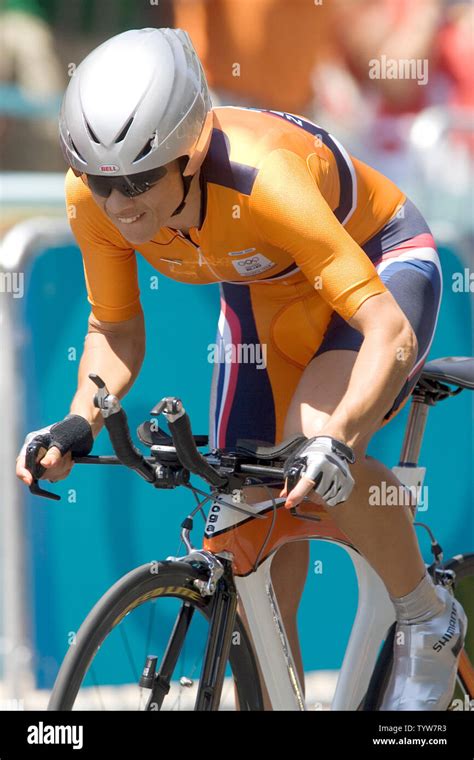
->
xmin=99 ymin=164 xmax=120 ymax=173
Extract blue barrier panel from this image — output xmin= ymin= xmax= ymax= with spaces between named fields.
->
xmin=20 ymin=243 xmax=472 ymax=686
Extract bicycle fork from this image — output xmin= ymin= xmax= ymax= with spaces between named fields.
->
xmin=195 ymin=565 xmax=239 ymax=710
xmin=141 ymin=559 xmax=238 ymax=711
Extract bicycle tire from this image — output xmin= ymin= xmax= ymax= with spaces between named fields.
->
xmin=48 ymin=559 xmax=263 ymax=711
xmin=361 ymin=553 xmax=474 ymax=711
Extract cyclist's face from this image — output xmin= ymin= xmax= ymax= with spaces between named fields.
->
xmin=90 ymin=159 xmax=185 ymax=245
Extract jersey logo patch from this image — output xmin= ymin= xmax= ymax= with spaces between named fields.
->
xmin=231 ymin=252 xmax=276 ymax=276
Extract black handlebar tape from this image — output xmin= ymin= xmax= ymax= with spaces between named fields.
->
xmin=168 ymin=412 xmax=228 ymax=487
xmin=104 ymin=408 xmax=156 ymax=483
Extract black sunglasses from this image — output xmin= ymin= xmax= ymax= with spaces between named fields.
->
xmin=77 ymin=165 xmax=168 ymax=198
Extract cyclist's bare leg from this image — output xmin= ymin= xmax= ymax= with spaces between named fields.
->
xmin=280 ymin=349 xmax=426 ymax=598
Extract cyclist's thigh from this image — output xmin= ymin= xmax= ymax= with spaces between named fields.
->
xmin=283 ymin=349 xmax=374 ymax=453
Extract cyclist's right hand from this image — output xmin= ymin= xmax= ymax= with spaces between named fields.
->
xmin=16 ymin=441 xmax=74 ymax=486
xmin=16 ymin=414 xmax=94 ymax=487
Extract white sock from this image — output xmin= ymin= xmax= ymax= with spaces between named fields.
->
xmin=390 ymin=571 xmax=445 ymax=625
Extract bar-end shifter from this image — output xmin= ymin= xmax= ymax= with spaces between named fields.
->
xmin=89 ymin=373 xmax=121 ymax=417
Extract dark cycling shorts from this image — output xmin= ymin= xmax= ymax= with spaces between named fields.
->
xmin=208 ymin=198 xmax=442 ymax=450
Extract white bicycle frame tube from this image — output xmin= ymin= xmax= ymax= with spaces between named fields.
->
xmin=234 ymin=539 xmax=395 ymax=710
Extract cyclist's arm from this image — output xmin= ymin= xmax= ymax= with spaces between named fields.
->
xmin=318 ymin=292 xmax=417 ymax=448
xmin=16 ymin=173 xmax=145 ymax=485
xmin=66 ymin=169 xmax=146 ymax=436
xmin=70 ymin=311 xmax=146 ymax=438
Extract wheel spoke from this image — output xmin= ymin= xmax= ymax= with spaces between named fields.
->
xmin=88 ymin=665 xmax=106 ymax=711
xmin=119 ymin=624 xmax=140 ymax=685
xmin=48 ymin=564 xmax=261 ymax=711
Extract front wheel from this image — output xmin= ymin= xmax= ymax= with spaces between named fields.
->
xmin=48 ymin=560 xmax=263 ymax=711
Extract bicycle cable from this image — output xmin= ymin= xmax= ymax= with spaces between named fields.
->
xmin=242 ymin=477 xmax=282 ymax=573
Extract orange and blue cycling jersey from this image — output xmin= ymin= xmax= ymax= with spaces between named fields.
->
xmin=65 ymin=106 xmax=442 ymax=449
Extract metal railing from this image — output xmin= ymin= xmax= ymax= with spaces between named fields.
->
xmin=0 ymin=214 xmax=73 ymax=700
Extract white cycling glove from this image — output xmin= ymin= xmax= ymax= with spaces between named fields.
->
xmin=19 ymin=424 xmax=54 ymax=458
xmin=283 ymin=435 xmax=356 ymax=506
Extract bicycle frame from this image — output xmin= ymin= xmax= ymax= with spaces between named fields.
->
xmin=202 ymin=500 xmax=395 ymax=710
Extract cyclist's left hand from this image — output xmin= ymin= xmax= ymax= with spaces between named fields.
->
xmin=279 ymin=435 xmax=356 ymax=509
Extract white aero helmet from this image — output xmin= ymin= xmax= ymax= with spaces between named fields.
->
xmin=59 ymin=27 xmax=213 ymax=186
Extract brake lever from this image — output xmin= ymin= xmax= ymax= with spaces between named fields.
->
xmin=25 ymin=438 xmax=61 ymax=501
xmin=244 ymin=492 xmax=322 ymax=523
xmin=289 ymin=506 xmax=321 ymax=522
xmin=284 ymin=463 xmax=322 ymax=522
xmin=28 ymin=480 xmax=61 ymax=501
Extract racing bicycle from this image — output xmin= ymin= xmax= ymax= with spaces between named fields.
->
xmin=24 ymin=356 xmax=473 ymax=710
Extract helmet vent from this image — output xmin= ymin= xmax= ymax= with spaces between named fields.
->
xmin=133 ymin=131 xmax=158 ymax=163
xmin=70 ymin=137 xmax=86 ymax=163
xmin=85 ymin=120 xmax=100 ymax=144
xmin=115 ymin=116 xmax=134 ymax=143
